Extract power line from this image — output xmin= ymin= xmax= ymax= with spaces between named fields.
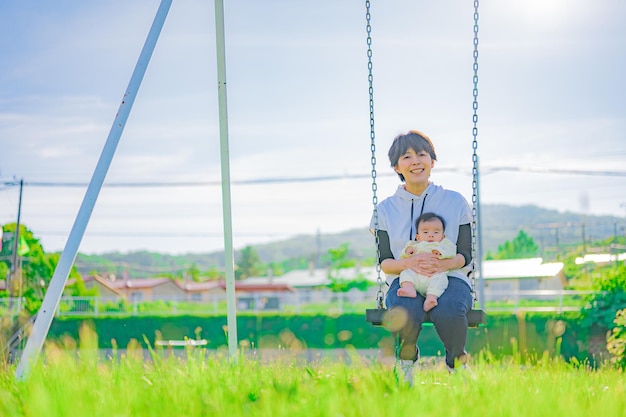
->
xmin=11 ymin=173 xmax=400 ymax=188
xmin=1 ymin=166 xmax=625 ymax=189
xmin=482 ymin=167 xmax=626 ymax=177
xmin=32 ymin=231 xmax=290 ymax=238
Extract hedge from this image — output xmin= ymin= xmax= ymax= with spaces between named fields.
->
xmin=47 ymin=311 xmax=605 ymax=362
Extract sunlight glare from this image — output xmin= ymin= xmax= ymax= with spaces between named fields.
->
xmin=513 ymin=0 xmax=584 ymax=27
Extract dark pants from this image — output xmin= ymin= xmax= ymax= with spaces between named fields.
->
xmin=385 ymin=276 xmax=472 ymax=368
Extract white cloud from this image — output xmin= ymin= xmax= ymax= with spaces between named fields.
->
xmin=1 ymin=0 xmax=624 ymax=254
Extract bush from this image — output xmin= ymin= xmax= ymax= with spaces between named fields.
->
xmin=607 ymin=308 xmax=626 ymax=369
xmin=580 ymin=265 xmax=626 ymax=329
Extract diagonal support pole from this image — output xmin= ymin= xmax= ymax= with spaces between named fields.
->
xmin=15 ymin=0 xmax=173 ymax=380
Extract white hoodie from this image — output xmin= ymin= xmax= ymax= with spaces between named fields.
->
xmin=370 ymin=182 xmax=473 ymax=287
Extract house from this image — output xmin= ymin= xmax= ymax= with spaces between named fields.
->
xmin=361 ymin=257 xmax=566 ymax=297
xmin=78 ymin=275 xmax=123 ymax=297
xmin=480 ymin=257 xmax=566 ymax=301
xmin=239 ymin=265 xmax=383 ymax=304
xmin=241 ymin=257 xmax=566 ymax=304
xmin=109 ymin=277 xmax=186 ymax=302
xmin=68 ymin=275 xmax=193 ymax=302
xmin=575 ymin=252 xmax=626 ymax=265
xmin=228 ymin=281 xmax=295 ymax=311
xmin=176 ymin=279 xmax=224 ymax=302
xmin=182 ymin=279 xmax=296 ymax=300
xmin=76 ymin=275 xmax=293 ymax=306
xmin=244 ymin=267 xmax=329 ymax=304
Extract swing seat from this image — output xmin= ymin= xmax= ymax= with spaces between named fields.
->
xmin=366 ymin=307 xmax=486 ymax=328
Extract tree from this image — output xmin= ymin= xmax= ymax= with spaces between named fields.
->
xmin=325 ymin=243 xmax=374 ymax=293
xmin=205 ymin=266 xmax=224 ymax=281
xmin=186 ymin=263 xmax=201 ymax=282
xmin=235 ymin=246 xmax=264 ymax=280
xmin=0 ymin=223 xmax=80 ymax=313
xmin=1 ymin=223 xmax=47 ymax=297
xmin=326 ymin=243 xmax=355 ymax=271
xmin=486 ymin=230 xmax=539 ymax=260
xmin=0 ymin=262 xmax=8 ymax=289
xmin=65 ymin=274 xmax=98 ymax=297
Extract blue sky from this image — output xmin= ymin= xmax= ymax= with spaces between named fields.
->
xmin=1 ymin=0 xmax=625 ymax=255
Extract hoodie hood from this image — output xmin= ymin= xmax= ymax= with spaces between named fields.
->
xmin=393 ymin=182 xmax=436 ymax=202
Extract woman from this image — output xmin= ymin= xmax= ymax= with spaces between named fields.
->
xmin=370 ymin=130 xmax=473 ymax=383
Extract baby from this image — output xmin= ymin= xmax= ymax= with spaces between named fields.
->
xmin=397 ymin=212 xmax=456 ymax=312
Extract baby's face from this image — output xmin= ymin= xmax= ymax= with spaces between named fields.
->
xmin=416 ymin=219 xmax=445 ymax=243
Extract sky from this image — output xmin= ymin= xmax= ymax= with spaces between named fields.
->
xmin=1 ymin=0 xmax=625 ymax=255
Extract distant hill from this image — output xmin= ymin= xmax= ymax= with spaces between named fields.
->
xmin=74 ymin=203 xmax=625 ymax=278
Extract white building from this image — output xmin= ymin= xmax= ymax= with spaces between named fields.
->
xmin=481 ymin=258 xmax=565 ymax=301
xmin=241 ymin=257 xmax=567 ymax=303
xmin=575 ymin=252 xmax=626 ymax=265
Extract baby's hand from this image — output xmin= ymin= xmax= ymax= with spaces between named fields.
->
xmin=406 ymin=247 xmax=415 ymax=256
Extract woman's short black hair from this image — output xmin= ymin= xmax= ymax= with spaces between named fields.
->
xmin=388 ymin=130 xmax=437 ymax=181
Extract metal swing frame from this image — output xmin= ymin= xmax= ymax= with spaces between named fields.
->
xmin=364 ymin=0 xmax=486 ymax=328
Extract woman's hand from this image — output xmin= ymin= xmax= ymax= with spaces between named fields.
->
xmin=407 ymin=252 xmax=441 ymax=277
xmin=380 ymin=253 xmax=464 ymax=277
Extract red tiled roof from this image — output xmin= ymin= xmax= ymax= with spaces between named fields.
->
xmin=68 ymin=275 xmax=124 ymax=295
xmin=23 ymin=275 xmax=295 ymax=295
xmin=219 ymin=281 xmax=295 ymax=293
xmin=175 ymin=280 xmax=223 ymax=292
xmin=109 ymin=277 xmax=172 ymax=289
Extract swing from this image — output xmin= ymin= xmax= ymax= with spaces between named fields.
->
xmin=364 ymin=0 xmax=486 ymax=328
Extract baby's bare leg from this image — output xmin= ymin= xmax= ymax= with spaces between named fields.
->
xmin=423 ymin=294 xmax=439 ymax=311
xmin=397 ymin=281 xmax=417 ymax=298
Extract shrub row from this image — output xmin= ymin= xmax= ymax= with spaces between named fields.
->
xmin=48 ymin=311 xmax=605 ymax=362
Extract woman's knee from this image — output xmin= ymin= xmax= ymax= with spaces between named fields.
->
xmin=438 ymin=279 xmax=472 ymax=309
xmin=386 ymin=281 xmax=426 ymax=327
xmin=429 ymin=286 xmax=471 ymax=322
xmin=388 ymin=295 xmax=425 ymax=321
xmin=429 ymin=301 xmax=467 ymax=323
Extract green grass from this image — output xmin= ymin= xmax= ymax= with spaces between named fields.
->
xmin=1 ymin=343 xmax=624 ymax=417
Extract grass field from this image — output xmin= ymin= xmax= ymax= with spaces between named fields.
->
xmin=1 ymin=340 xmax=624 ymax=417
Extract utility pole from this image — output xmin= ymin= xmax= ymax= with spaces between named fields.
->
xmin=613 ymin=221 xmax=618 ymax=268
xmin=554 ymin=227 xmax=560 ymax=253
xmin=9 ymin=178 xmax=24 ymax=297
xmin=316 ymin=228 xmax=321 ymax=268
xmin=581 ymin=223 xmax=587 ymax=254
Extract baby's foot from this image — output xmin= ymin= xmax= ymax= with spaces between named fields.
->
xmin=423 ymin=297 xmax=438 ymax=311
xmin=397 ymin=287 xmax=417 ymax=298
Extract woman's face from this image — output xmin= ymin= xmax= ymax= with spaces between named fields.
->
xmin=394 ymin=147 xmax=434 ymax=184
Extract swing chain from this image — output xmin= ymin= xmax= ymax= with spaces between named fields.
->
xmin=470 ymin=0 xmax=480 ymax=306
xmin=365 ymin=0 xmax=384 ymax=310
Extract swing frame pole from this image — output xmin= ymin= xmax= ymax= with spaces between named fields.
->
xmin=214 ymin=0 xmax=238 ymax=360
xmin=15 ymin=0 xmax=173 ymax=381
